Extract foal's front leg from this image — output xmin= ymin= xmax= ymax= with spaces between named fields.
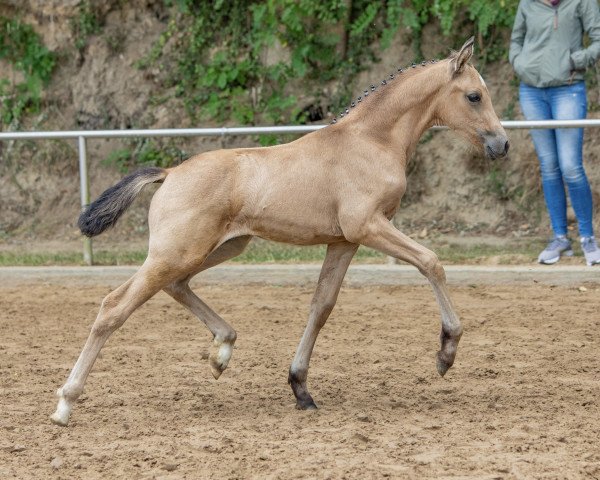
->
xmin=289 ymin=241 xmax=358 ymax=409
xmin=355 ymin=217 xmax=462 ymax=376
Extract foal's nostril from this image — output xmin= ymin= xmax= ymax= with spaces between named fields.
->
xmin=504 ymin=140 xmax=510 ymax=154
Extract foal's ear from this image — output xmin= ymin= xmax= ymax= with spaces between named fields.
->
xmin=451 ymin=36 xmax=475 ymax=76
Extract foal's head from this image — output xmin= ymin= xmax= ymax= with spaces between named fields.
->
xmin=436 ymin=37 xmax=509 ymax=160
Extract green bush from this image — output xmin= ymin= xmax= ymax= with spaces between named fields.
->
xmin=104 ymin=139 xmax=187 ymax=172
xmin=70 ymin=0 xmax=101 ymax=51
xmin=138 ymin=0 xmax=519 ymax=128
xmin=0 ymin=16 xmax=56 ymax=125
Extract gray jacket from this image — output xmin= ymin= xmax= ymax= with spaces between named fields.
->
xmin=509 ymin=0 xmax=600 ymax=87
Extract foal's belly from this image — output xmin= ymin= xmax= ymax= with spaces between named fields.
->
xmin=245 ymin=211 xmax=345 ymax=246
xmin=238 ymin=195 xmax=345 ymax=246
xmin=256 ymin=230 xmax=345 ymax=246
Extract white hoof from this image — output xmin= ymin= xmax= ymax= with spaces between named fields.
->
xmin=209 ymin=341 xmax=233 ymax=380
xmin=50 ymin=396 xmax=71 ymax=426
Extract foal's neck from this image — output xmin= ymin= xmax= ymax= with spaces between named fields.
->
xmin=344 ymin=61 xmax=447 ymax=164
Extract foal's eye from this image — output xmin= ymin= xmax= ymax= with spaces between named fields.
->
xmin=467 ymin=93 xmax=481 ymax=103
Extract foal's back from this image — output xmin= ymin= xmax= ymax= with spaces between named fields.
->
xmin=152 ymin=135 xmax=348 ymax=246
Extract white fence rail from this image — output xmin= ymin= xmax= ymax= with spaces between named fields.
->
xmin=2 ymin=119 xmax=599 ymax=265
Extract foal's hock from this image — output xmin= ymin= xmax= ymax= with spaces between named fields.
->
xmin=51 ymin=37 xmax=508 ymax=426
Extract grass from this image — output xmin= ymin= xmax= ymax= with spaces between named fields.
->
xmin=0 ymin=238 xmax=552 ymax=266
xmin=432 ymin=242 xmax=544 ymax=264
xmin=0 ymin=250 xmax=147 ymax=266
xmin=233 ymin=242 xmax=385 ymax=263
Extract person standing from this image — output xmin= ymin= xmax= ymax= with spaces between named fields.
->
xmin=509 ymin=0 xmax=600 ymax=265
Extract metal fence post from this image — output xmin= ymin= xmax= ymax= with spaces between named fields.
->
xmin=78 ymin=136 xmax=93 ymax=265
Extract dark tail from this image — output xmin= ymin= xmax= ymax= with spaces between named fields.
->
xmin=78 ymin=167 xmax=168 ymax=237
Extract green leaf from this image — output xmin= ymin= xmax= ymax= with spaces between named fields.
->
xmin=350 ymin=4 xmax=379 ymax=38
xmin=217 ymin=72 xmax=228 ymax=89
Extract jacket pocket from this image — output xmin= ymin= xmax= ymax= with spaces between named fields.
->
xmin=513 ymin=52 xmax=539 ymax=87
xmin=513 ymin=54 xmax=526 ymax=78
xmin=570 ymin=50 xmax=587 ymax=71
xmin=541 ymin=46 xmax=573 ymax=85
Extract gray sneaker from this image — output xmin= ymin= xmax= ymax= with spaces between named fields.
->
xmin=581 ymin=236 xmax=600 ymax=266
xmin=538 ymin=236 xmax=573 ymax=264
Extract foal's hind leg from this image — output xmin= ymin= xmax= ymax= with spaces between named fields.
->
xmin=50 ymin=258 xmax=194 ymax=426
xmin=164 ymin=236 xmax=252 ymax=379
xmin=289 ymin=241 xmax=357 ymax=409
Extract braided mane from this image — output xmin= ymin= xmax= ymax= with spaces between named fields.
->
xmin=330 ymin=58 xmax=442 ymax=125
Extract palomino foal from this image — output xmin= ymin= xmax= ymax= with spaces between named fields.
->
xmin=51 ymin=38 xmax=508 ymax=426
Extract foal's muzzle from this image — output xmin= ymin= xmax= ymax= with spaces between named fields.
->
xmin=482 ymin=132 xmax=509 ymax=160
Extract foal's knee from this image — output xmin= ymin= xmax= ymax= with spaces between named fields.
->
xmin=419 ymin=252 xmax=446 ymax=283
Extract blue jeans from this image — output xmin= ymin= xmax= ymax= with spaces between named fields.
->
xmin=519 ymin=81 xmax=594 ymax=238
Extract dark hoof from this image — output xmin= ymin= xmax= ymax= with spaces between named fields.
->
xmin=296 ymin=399 xmax=318 ymax=410
xmin=436 ymin=352 xmax=451 ymax=377
xmin=288 ymin=369 xmax=318 ymax=410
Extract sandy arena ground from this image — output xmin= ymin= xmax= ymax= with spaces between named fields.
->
xmin=1 ymin=271 xmax=599 ymax=479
